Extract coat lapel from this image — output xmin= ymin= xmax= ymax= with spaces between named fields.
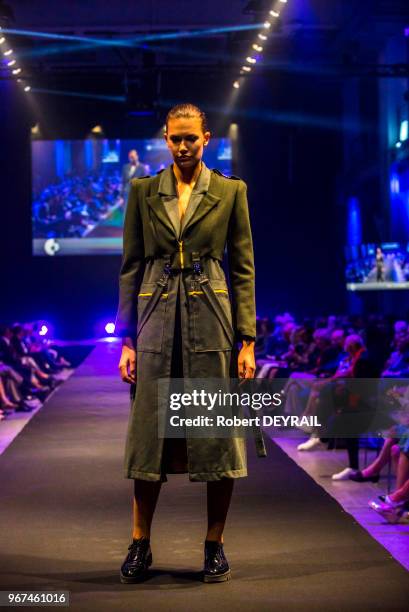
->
xmin=180 ymin=189 xmax=220 ymax=238
xmin=147 ymin=163 xmax=221 ymax=240
xmin=146 ymin=193 xmax=177 ymax=237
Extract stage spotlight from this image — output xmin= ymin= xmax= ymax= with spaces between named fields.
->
xmin=0 ymin=36 xmax=5 ymax=44
xmin=39 ymin=325 xmax=48 ymax=336
xmin=6 ymin=58 xmax=15 ymax=65
xmin=12 ymin=67 xmax=21 ymax=74
xmin=246 ymin=56 xmax=256 ymax=64
xmin=263 ymin=21 xmax=271 ymax=28
xmin=24 ymin=85 xmax=30 ymax=92
xmin=400 ymin=119 xmax=408 ymax=142
xmin=395 ymin=141 xmax=402 ymax=149
xmin=279 ymin=0 xmax=287 ymax=3
xmin=233 ymin=81 xmax=240 ymax=89
xmin=105 ymin=322 xmax=115 ymax=334
xmin=258 ymin=33 xmax=267 ymax=40
xmin=3 ymin=47 xmax=12 ymax=55
xmin=242 ymin=65 xmax=251 ymax=72
xmin=91 ymin=124 xmax=104 ymax=135
xmin=269 ymin=10 xmax=280 ymax=18
xmin=252 ymin=44 xmax=263 ymax=51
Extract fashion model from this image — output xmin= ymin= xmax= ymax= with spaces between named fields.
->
xmin=116 ymin=103 xmax=257 ymax=583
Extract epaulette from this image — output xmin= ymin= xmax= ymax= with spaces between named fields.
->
xmin=156 ymin=168 xmax=165 ymax=175
xmin=212 ymin=168 xmax=241 ymax=180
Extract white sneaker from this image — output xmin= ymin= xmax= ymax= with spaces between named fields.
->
xmin=297 ymin=436 xmax=327 ymax=451
xmin=332 ymin=467 xmax=355 ymax=481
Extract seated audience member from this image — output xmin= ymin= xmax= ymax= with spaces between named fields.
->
xmin=255 ymin=318 xmax=274 ymax=360
xmin=349 ymin=385 xmax=409 ymax=484
xmin=281 ymin=325 xmax=315 ymax=372
xmin=348 ymin=429 xmax=409 ymax=486
xmin=26 ymin=322 xmax=71 ymax=370
xmin=0 ymin=375 xmax=19 ymax=418
xmin=382 ymin=334 xmax=409 ymax=378
xmin=10 ymin=324 xmax=57 ymax=389
xmin=296 ymin=334 xmax=381 ymax=480
xmin=266 ymin=313 xmax=295 ymax=358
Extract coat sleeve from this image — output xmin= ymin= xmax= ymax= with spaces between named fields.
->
xmin=115 ymin=179 xmax=146 ymax=338
xmin=226 ymin=179 xmax=256 ymax=341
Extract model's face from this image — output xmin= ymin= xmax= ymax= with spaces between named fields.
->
xmin=164 ymin=117 xmax=210 ymax=171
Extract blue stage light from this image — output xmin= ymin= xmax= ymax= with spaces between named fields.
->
xmin=400 ymin=120 xmax=408 ymax=142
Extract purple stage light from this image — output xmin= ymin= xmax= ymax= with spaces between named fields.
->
xmin=105 ymin=322 xmax=115 ymax=334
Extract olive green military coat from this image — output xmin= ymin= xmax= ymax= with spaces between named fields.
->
xmin=116 ymin=160 xmax=256 ymax=481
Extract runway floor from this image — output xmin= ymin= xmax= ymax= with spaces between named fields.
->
xmin=1 ymin=340 xmax=408 ymax=612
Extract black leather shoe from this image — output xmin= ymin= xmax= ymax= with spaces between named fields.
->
xmin=120 ymin=537 xmax=152 ymax=584
xmin=349 ymin=469 xmax=380 ymax=483
xmin=203 ymin=540 xmax=231 ymax=583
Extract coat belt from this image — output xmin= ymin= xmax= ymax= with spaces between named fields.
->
xmin=145 ymin=251 xmax=222 ymax=271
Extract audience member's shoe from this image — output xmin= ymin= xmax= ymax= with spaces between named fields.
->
xmin=120 ymin=537 xmax=152 ymax=584
xmin=24 ymin=395 xmax=42 ymax=407
xmin=1 ymin=408 xmax=15 ymax=416
xmin=297 ymin=436 xmax=327 ymax=451
xmin=369 ymin=496 xmax=405 ymax=524
xmin=203 ymin=540 xmax=231 ymax=583
xmin=349 ymin=469 xmax=380 ymax=483
xmin=15 ymin=404 xmax=34 ymax=412
xmin=332 ymin=467 xmax=355 ymax=481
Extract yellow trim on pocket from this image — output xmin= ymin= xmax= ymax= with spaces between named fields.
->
xmin=138 ymin=292 xmax=168 ymax=298
xmin=188 ymin=289 xmax=228 ymax=296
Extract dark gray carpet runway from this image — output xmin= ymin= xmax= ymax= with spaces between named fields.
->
xmin=0 ymin=341 xmax=408 ymax=612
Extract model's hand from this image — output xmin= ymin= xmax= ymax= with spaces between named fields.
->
xmin=119 ymin=339 xmax=136 ymax=384
xmin=238 ymin=341 xmax=256 ymax=379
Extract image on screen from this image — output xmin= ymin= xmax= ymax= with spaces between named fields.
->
xmin=345 ymin=243 xmax=409 ymax=291
xmin=32 ymin=138 xmax=232 ymax=256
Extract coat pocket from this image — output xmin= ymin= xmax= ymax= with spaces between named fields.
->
xmin=190 ymin=279 xmax=234 ymax=352
xmin=137 ymin=283 xmax=168 ymax=353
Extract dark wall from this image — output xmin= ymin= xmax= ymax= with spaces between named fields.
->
xmin=1 ymin=71 xmax=346 ymax=338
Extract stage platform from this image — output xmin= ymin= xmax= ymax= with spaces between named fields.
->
xmin=0 ymin=340 xmax=408 ymax=611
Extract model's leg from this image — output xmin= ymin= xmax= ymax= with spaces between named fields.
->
xmin=203 ymin=478 xmax=234 ymax=582
xmin=132 ymin=479 xmax=162 ymax=539
xmin=206 ymin=478 xmax=234 ymax=542
xmin=120 ymin=478 xmax=162 ymax=583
